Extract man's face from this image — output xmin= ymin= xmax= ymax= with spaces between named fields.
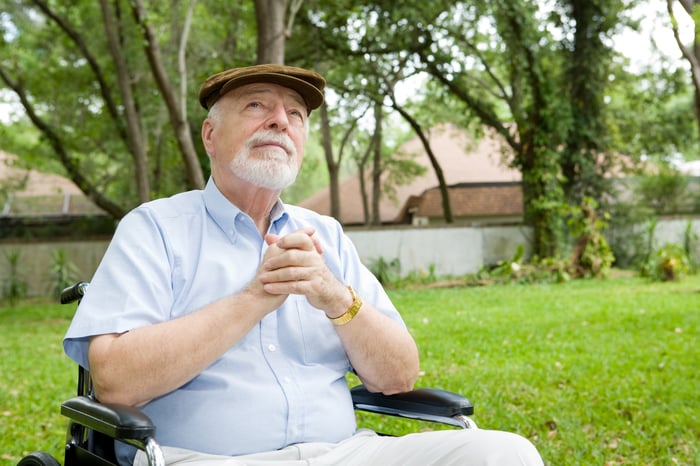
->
xmin=202 ymin=82 xmax=309 ymax=191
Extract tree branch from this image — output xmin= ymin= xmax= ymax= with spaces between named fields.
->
xmin=130 ymin=0 xmax=205 ymax=189
xmin=0 ymin=65 xmax=126 ymax=219
xmin=30 ymin=0 xmax=126 ymax=142
xmin=667 ymin=0 xmax=700 ymax=91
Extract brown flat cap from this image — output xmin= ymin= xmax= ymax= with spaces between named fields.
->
xmin=198 ymin=64 xmax=325 ymax=112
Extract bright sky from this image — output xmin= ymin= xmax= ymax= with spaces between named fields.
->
xmin=615 ymin=0 xmax=692 ymax=71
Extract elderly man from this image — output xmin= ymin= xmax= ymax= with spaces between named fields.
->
xmin=64 ymin=64 xmax=543 ymax=465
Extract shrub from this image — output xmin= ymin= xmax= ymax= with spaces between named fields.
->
xmin=49 ymin=248 xmax=80 ymax=298
xmin=567 ymin=197 xmax=614 ymax=278
xmin=367 ymin=257 xmax=401 ymax=285
xmin=642 ymin=243 xmax=691 ymax=282
xmin=477 ymin=246 xmax=572 ymax=285
xmin=2 ymin=249 xmax=27 ymax=304
xmin=683 ymin=220 xmax=698 ymax=273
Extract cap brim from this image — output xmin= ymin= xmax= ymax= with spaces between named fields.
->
xmin=218 ymin=72 xmax=324 ymax=112
xmin=199 ymin=65 xmax=326 ymax=112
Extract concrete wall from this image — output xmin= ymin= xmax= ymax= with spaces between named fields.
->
xmin=1 ymin=218 xmax=698 ymax=298
xmin=0 ymin=238 xmax=110 ymax=298
xmin=346 ymin=224 xmax=532 ymax=276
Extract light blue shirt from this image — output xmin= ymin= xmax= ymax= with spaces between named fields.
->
xmin=63 ymin=178 xmax=404 ymax=461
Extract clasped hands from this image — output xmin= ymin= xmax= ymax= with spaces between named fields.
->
xmin=250 ymin=227 xmax=348 ymax=318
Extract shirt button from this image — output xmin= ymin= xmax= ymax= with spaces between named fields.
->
xmin=283 ymin=376 xmax=292 ymax=384
xmin=268 ymin=344 xmax=276 ymax=352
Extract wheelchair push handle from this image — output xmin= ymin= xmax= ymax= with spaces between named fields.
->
xmin=60 ymin=281 xmax=89 ymax=304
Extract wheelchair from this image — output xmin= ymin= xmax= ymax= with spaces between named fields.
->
xmin=18 ymin=281 xmax=477 ymax=466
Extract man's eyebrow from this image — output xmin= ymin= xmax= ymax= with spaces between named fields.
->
xmin=237 ymin=86 xmax=306 ymax=109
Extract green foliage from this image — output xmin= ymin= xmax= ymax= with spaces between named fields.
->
xmin=566 ymin=197 xmax=615 ymax=278
xmin=367 ymin=258 xmax=446 ymax=288
xmin=486 ymin=244 xmax=527 ymax=279
xmin=2 ymin=0 xmax=696 ymax=271
xmin=2 ymin=249 xmax=27 ymax=305
xmin=606 ymin=51 xmax=698 ymax=162
xmin=48 ymin=249 xmax=80 ymax=299
xmin=683 ymin=220 xmax=698 ymax=272
xmin=367 ymin=256 xmax=401 ymax=285
xmin=604 ymin=195 xmax=656 ymax=269
xmin=381 ymin=152 xmax=428 ymax=204
xmin=632 ymin=218 xmax=697 ymax=282
xmin=0 ymin=1 xmax=261 ymax=215
xmin=478 ymin=249 xmax=573 ymax=285
xmin=396 ymin=263 xmax=440 ymax=287
xmin=477 ymin=198 xmax=615 ymax=284
xmin=641 ymin=242 xmax=692 ymax=282
xmin=635 ymin=164 xmax=692 ymax=215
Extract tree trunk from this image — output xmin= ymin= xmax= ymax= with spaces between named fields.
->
xmin=390 ymin=102 xmax=453 ymax=223
xmin=99 ymin=0 xmax=151 ymax=204
xmin=130 ymin=0 xmax=205 ymax=191
xmin=319 ymin=104 xmax=341 ymax=219
xmin=370 ymin=102 xmax=383 ymax=225
xmin=358 ymin=145 xmax=372 ymax=225
xmin=669 ymin=0 xmax=700 ymax=138
xmin=255 ymin=0 xmax=290 ymax=64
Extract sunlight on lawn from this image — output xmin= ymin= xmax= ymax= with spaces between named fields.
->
xmin=2 ymin=274 xmax=699 ymax=465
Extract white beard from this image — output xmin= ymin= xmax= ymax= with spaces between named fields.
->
xmin=228 ymin=131 xmax=299 ymax=190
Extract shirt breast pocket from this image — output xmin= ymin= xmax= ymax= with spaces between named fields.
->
xmin=285 ymin=295 xmax=351 ymax=372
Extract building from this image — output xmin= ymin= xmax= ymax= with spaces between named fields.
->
xmin=1 ymin=150 xmax=106 ymax=218
xmin=299 ymin=124 xmax=523 ymax=226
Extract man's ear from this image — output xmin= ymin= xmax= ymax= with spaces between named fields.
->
xmin=201 ymin=118 xmax=215 ymax=157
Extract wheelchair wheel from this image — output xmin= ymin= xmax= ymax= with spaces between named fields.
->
xmin=17 ymin=452 xmax=60 ymax=466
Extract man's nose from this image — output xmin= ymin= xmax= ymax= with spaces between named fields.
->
xmin=265 ymin=104 xmax=289 ymax=131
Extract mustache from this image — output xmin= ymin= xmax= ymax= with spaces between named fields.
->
xmin=246 ymin=131 xmax=296 ymax=157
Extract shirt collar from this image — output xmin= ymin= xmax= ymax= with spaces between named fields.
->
xmin=203 ymin=177 xmax=289 ymax=237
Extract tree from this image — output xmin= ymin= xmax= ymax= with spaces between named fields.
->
xmin=0 ymin=1 xmax=293 ymax=218
xmin=128 ymin=0 xmax=205 ymax=191
xmin=296 ymin=1 xmax=452 ymax=224
xmin=381 ymin=0 xmax=567 ymax=257
xmin=318 ymin=100 xmax=366 ymax=220
xmin=1 ymin=0 xmax=685 ymax=254
xmin=254 ymin=0 xmax=305 ymax=64
xmin=328 ymin=0 xmax=627 ymax=257
xmin=0 ymin=1 xmax=212 ymax=216
xmin=559 ymin=0 xmax=623 ymax=205
xmin=667 ymin=0 xmax=700 ymax=145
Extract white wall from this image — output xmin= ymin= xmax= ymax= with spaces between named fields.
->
xmin=1 ymin=218 xmax=698 ymax=297
xmin=347 ymin=225 xmax=532 ymax=276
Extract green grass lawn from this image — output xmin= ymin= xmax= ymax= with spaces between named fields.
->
xmin=2 ymin=274 xmax=699 ymax=465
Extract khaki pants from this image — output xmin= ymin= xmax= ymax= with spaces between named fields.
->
xmin=135 ymin=428 xmax=544 ymax=466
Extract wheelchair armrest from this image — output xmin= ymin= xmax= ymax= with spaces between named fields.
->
xmin=351 ymin=385 xmax=474 ymax=428
xmin=61 ymin=395 xmax=155 ymax=441
xmin=60 ymin=281 xmax=88 ymax=304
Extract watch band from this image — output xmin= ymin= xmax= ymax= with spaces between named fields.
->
xmin=328 ymin=286 xmax=363 ymax=326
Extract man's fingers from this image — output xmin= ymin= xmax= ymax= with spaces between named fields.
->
xmin=264 ymin=233 xmax=281 ymax=245
xmin=275 ymin=229 xmax=323 ymax=254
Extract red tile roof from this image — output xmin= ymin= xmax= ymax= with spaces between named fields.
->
xmin=1 ymin=150 xmax=105 ymax=216
xmin=299 ymin=124 xmax=521 ymax=224
xmin=408 ymin=182 xmax=523 ymax=220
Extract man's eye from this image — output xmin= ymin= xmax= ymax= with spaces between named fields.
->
xmin=247 ymin=102 xmax=262 ymax=109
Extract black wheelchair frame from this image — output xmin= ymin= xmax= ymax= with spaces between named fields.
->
xmin=18 ymin=281 xmax=476 ymax=466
